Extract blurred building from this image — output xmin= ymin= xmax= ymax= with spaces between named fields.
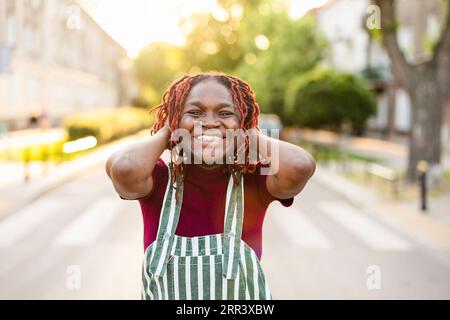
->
xmin=0 ymin=0 xmax=136 ymax=130
xmin=311 ymin=0 xmax=450 ymax=144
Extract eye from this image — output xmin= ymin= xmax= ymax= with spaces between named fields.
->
xmin=219 ymin=111 xmax=234 ymax=117
xmin=187 ymin=110 xmax=201 ymax=116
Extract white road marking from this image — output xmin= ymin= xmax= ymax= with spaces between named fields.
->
xmin=272 ymin=203 xmax=332 ymax=249
xmin=319 ymin=201 xmax=413 ymax=251
xmin=0 ymin=198 xmax=65 ymax=246
xmin=52 ymin=197 xmax=123 ymax=246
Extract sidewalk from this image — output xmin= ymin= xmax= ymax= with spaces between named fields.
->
xmin=288 ymin=127 xmax=450 ymax=221
xmin=0 ymin=129 xmax=151 ymax=221
xmin=290 ymin=128 xmax=450 ymax=171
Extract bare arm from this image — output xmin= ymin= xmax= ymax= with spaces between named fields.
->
xmin=105 ymin=126 xmax=170 ymax=200
xmin=255 ymin=130 xmax=316 ymax=199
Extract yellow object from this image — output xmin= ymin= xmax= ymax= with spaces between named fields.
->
xmin=417 ymin=160 xmax=428 ymax=173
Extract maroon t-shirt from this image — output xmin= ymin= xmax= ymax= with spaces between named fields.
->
xmin=133 ymin=158 xmax=293 ymax=260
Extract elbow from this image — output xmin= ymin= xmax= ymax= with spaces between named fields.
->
xmin=303 ymin=151 xmax=316 ymax=179
xmin=267 ymin=150 xmax=316 ymax=199
xmin=283 ymin=151 xmax=316 ymax=190
xmin=105 ymin=156 xmax=114 ymax=179
xmin=106 ymin=154 xmax=135 ymax=183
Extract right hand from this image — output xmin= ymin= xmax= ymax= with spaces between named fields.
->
xmin=162 ymin=116 xmax=173 ymax=149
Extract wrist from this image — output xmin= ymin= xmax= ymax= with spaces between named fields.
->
xmin=156 ymin=125 xmax=171 ymax=149
xmin=159 ymin=125 xmax=171 ymax=137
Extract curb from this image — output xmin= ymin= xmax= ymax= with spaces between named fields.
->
xmin=312 ymin=165 xmax=380 ymax=208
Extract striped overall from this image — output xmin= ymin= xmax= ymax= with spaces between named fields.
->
xmin=141 ymin=164 xmax=272 ymax=300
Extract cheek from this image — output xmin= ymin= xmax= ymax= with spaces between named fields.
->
xmin=224 ymin=117 xmax=240 ymax=129
xmin=178 ymin=116 xmax=194 ymax=131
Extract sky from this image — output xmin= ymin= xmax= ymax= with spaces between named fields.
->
xmin=80 ymin=0 xmax=329 ymax=58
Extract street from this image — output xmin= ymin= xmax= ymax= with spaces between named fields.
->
xmin=0 ymin=164 xmax=449 ymax=300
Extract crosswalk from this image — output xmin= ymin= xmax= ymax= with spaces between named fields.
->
xmin=273 ymin=206 xmax=332 ymax=250
xmin=0 ymin=195 xmax=414 ymax=252
xmin=269 ymin=201 xmax=413 ymax=252
xmin=319 ymin=201 xmax=412 ymax=251
xmin=52 ymin=197 xmax=124 ymax=246
xmin=0 ymin=198 xmax=66 ymax=246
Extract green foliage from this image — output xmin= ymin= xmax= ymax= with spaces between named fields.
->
xmin=0 ymin=108 xmax=154 ymax=163
xmin=285 ymin=69 xmax=376 ymax=131
xmin=299 ymin=141 xmax=381 ymax=165
xmin=368 ymin=28 xmax=383 ymax=43
xmin=236 ymin=13 xmax=327 ymax=122
xmin=63 ymin=107 xmax=154 ymax=144
xmin=361 ymin=66 xmax=385 ymax=81
xmin=180 ymin=12 xmax=243 ymax=73
xmin=424 ymin=34 xmax=439 ymax=55
xmin=385 ymin=19 xmax=400 ymax=33
xmin=134 ymin=43 xmax=188 ymax=107
xmin=132 ymin=0 xmax=326 ymax=126
xmin=0 ymin=139 xmax=66 ymax=163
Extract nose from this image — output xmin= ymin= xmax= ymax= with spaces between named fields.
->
xmin=201 ymin=114 xmax=220 ymax=129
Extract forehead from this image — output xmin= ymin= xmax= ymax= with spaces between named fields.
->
xmin=185 ymin=79 xmax=233 ymax=105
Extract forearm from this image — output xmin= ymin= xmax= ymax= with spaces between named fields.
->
xmin=106 ymin=126 xmax=170 ymax=182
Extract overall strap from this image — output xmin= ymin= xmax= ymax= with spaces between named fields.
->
xmin=149 ymin=163 xmax=245 ymax=281
xmin=148 ymin=163 xmax=183 ymax=278
xmin=222 ymin=172 xmax=244 ymax=280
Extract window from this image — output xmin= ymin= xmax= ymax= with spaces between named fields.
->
xmin=0 ymin=46 xmax=11 ymax=73
xmin=6 ymin=15 xmax=15 ymax=47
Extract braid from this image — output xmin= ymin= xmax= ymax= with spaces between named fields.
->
xmin=149 ymin=71 xmax=261 ymax=202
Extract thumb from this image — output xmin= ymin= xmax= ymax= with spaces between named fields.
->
xmin=164 ymin=117 xmax=172 ymax=132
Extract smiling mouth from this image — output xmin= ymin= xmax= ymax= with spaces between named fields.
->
xmin=194 ymin=135 xmax=223 ymax=142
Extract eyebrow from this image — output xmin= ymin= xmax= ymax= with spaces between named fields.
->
xmin=185 ymin=101 xmax=235 ymax=110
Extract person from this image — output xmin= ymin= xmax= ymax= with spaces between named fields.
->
xmin=28 ymin=113 xmax=39 ymax=129
xmin=105 ymin=72 xmax=316 ymax=300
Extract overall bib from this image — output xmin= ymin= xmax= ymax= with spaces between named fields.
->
xmin=141 ymin=164 xmax=272 ymax=300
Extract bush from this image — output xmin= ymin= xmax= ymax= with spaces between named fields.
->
xmin=63 ymin=107 xmax=154 ymax=144
xmin=0 ymin=129 xmax=67 ymax=162
xmin=0 ymin=108 xmax=154 ymax=163
xmin=285 ymin=69 xmax=376 ymax=132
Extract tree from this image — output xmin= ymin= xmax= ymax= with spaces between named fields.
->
xmin=134 ymin=42 xmax=187 ymax=107
xmin=374 ymin=0 xmax=450 ymax=183
xmin=179 ymin=0 xmax=325 ymax=123
xmin=178 ymin=0 xmax=262 ymax=73
xmin=285 ymin=69 xmax=376 ymax=132
xmin=132 ymin=0 xmax=325 ymax=124
xmin=236 ymin=13 xmax=326 ymax=122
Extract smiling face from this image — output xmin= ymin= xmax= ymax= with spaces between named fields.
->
xmin=178 ymin=79 xmax=241 ymax=166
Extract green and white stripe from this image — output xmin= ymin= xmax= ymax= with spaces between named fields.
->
xmin=141 ymin=165 xmax=272 ymax=300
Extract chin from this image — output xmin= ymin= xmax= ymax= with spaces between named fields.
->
xmin=191 ymin=149 xmax=226 ymax=165
xmin=178 ymin=137 xmax=236 ymax=165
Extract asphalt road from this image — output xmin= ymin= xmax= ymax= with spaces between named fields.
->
xmin=0 ymin=166 xmax=449 ymax=299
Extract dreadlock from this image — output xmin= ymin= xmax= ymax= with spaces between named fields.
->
xmin=149 ymin=71 xmax=262 ymax=203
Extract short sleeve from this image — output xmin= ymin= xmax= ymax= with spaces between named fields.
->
xmin=119 ymin=158 xmax=167 ymax=201
xmin=257 ymin=169 xmax=294 ymax=207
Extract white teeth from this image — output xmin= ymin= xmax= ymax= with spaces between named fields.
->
xmin=196 ymin=135 xmax=221 ymax=142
